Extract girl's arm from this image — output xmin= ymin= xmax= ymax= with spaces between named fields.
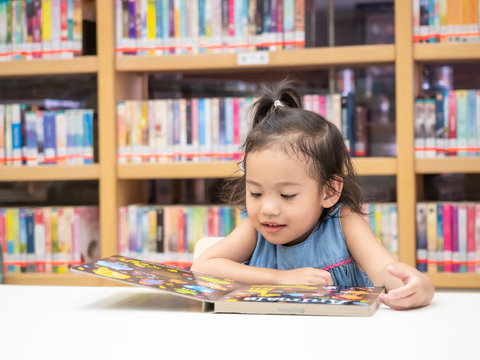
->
xmin=341 ymin=206 xmax=434 ymax=310
xmin=191 ymin=217 xmax=333 ymax=285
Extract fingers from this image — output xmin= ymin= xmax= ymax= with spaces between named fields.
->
xmin=386 ymin=264 xmax=410 ymax=283
xmin=379 ymin=291 xmax=417 ymax=310
xmin=309 ymin=269 xmax=334 ymax=286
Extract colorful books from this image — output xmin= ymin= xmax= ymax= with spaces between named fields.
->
xmin=0 ymin=0 xmax=87 ymax=61
xmin=1 ymin=205 xmax=99 ymax=274
xmin=414 ymin=90 xmax=480 ymax=158
xmin=71 ymin=255 xmax=385 ymax=316
xmin=413 ymin=0 xmax=480 ymax=43
xmin=115 ymin=0 xmax=306 ymax=56
xmin=416 ymin=201 xmax=480 ymax=273
xmin=0 ymin=106 xmax=96 ymax=167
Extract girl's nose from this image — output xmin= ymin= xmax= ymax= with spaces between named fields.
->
xmin=261 ymin=198 xmax=280 ymax=216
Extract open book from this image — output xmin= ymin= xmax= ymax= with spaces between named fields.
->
xmin=71 ymin=255 xmax=384 ymax=316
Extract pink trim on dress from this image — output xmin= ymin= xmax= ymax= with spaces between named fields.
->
xmin=321 ymin=256 xmax=353 ymax=271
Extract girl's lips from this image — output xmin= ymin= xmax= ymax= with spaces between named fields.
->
xmin=262 ymin=223 xmax=286 ymax=233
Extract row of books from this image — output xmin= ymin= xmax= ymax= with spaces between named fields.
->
xmin=416 ymin=202 xmax=480 ymax=274
xmin=117 ymin=97 xmax=254 ymax=163
xmin=0 ymin=105 xmax=95 ymax=166
xmin=365 ymin=202 xmax=398 ymax=259
xmin=413 ymin=0 xmax=480 ymax=43
xmin=304 ymin=93 xmax=363 ymax=157
xmin=414 ymin=90 xmax=480 ymax=158
xmin=115 ymin=0 xmax=305 ymax=56
xmin=118 ymin=204 xmax=246 ymax=266
xmin=117 ymin=93 xmax=359 ymax=164
xmin=1 ymin=206 xmax=100 ymax=274
xmin=0 ymin=0 xmax=84 ymax=61
xmin=118 ymin=202 xmax=399 ymax=267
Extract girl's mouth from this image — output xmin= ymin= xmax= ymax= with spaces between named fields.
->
xmin=262 ymin=223 xmax=286 ymax=233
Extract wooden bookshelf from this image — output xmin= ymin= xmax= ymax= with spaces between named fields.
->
xmin=116 ymin=45 xmax=395 ymax=73
xmin=414 ymin=43 xmax=480 ymax=62
xmin=2 ymin=0 xmax=479 ymax=288
xmin=416 ymin=158 xmax=480 ymax=174
xmin=118 ymin=162 xmax=241 ymax=179
xmin=0 ymin=56 xmax=98 ymax=76
xmin=0 ymin=164 xmax=100 ymax=181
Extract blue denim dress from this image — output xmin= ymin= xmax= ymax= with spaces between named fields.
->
xmin=247 ymin=204 xmax=373 ymax=286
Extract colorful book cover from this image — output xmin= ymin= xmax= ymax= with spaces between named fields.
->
xmin=447 ymin=90 xmax=457 ymax=156
xmin=71 ymin=255 xmax=384 ymax=316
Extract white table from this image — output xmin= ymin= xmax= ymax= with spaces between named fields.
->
xmin=1 ymin=285 xmax=478 ymax=360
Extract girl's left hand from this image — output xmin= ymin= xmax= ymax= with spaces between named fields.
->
xmin=379 ymin=265 xmax=434 ymax=310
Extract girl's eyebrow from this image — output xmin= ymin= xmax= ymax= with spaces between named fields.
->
xmin=246 ymin=179 xmax=301 ymax=187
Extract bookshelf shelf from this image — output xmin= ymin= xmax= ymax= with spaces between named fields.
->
xmin=116 ymin=45 xmax=395 ymax=73
xmin=117 ymin=157 xmax=397 ymax=179
xmin=414 ymin=43 xmax=480 ymax=62
xmin=415 ymin=158 xmax=480 ymax=174
xmin=428 ymin=273 xmax=480 ymax=289
xmin=4 ymin=272 xmax=122 ymax=286
xmin=0 ymin=56 xmax=98 ymax=77
xmin=0 ymin=164 xmax=100 ymax=181
xmin=3 ymin=1 xmax=479 ymax=290
xmin=353 ymin=157 xmax=397 ymax=175
xmin=118 ymin=162 xmax=241 ymax=179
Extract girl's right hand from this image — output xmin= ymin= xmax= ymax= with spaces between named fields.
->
xmin=277 ymin=267 xmax=333 ymax=286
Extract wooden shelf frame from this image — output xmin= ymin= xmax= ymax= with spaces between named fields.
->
xmin=416 ymin=158 xmax=480 ymax=174
xmin=414 ymin=43 xmax=480 ymax=62
xmin=0 ymin=164 xmax=100 ymax=181
xmin=3 ymin=0 xmax=480 ymax=288
xmin=0 ymin=56 xmax=98 ymax=76
xmin=116 ymin=44 xmax=395 ymax=73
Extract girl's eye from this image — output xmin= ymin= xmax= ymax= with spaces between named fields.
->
xmin=281 ymin=194 xmax=297 ymax=199
xmin=249 ymin=192 xmax=262 ymax=198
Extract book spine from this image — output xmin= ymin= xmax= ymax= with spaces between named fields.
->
xmin=458 ymin=204 xmax=467 ymax=273
xmin=424 ymin=97 xmax=436 ymax=157
xmin=466 ymin=203 xmax=476 ymax=273
xmin=451 ymin=204 xmax=459 ymax=273
xmin=83 ymin=109 xmax=94 ymax=164
xmin=43 ymin=111 xmax=57 ymax=164
xmin=443 ymin=203 xmax=452 ymax=273
xmin=456 ymin=90 xmax=468 ymax=156
xmin=466 ymin=90 xmax=478 ymax=156
xmin=0 ymin=105 xmax=4 ymax=165
xmin=435 ymin=91 xmax=446 ymax=157
xmin=436 ymin=203 xmax=444 ymax=272
xmin=447 ymin=90 xmax=457 ymax=156
xmin=416 ymin=202 xmax=428 ymax=272
xmin=11 ymin=104 xmax=23 ymax=166
xmin=56 ymin=110 xmax=67 ymax=165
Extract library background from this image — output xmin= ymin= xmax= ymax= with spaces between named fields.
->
xmin=0 ymin=0 xmax=479 ymax=289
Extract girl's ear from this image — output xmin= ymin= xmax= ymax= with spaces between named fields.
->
xmin=322 ymin=177 xmax=344 ymax=208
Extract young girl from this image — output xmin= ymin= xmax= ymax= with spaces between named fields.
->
xmin=191 ymin=80 xmax=434 ymax=310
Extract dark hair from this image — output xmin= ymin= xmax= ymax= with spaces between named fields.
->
xmin=222 ymin=79 xmax=365 ymax=219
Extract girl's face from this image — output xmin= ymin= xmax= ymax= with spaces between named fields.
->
xmin=245 ymin=148 xmax=327 ymax=246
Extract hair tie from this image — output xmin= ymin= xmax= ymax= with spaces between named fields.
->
xmin=273 ymin=100 xmax=284 ymax=108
